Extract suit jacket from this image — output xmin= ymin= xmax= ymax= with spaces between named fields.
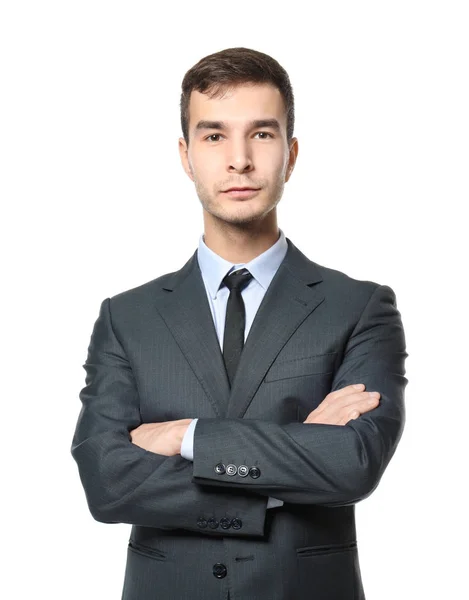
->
xmin=71 ymin=237 xmax=408 ymax=600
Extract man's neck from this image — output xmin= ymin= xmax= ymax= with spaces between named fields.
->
xmin=203 ymin=220 xmax=280 ymax=264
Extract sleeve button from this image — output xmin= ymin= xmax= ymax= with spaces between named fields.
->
xmin=220 ymin=517 xmax=232 ymax=530
xmin=214 ymin=463 xmax=226 ymax=475
xmin=249 ymin=466 xmax=261 ymax=479
xmin=226 ymin=464 xmax=237 ymax=476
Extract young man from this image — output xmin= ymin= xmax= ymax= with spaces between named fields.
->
xmin=71 ymin=47 xmax=408 ymax=600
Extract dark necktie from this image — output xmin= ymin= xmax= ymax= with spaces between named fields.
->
xmin=221 ymin=268 xmax=253 ymax=387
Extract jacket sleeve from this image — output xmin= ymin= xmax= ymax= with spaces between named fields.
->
xmin=182 ymin=419 xmax=285 ymax=509
xmin=71 ymin=298 xmax=268 ymax=538
xmin=191 ymin=284 xmax=408 ymax=506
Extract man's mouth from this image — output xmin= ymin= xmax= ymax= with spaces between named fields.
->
xmin=224 ymin=187 xmax=259 ymax=192
xmin=222 ymin=187 xmax=261 ymax=199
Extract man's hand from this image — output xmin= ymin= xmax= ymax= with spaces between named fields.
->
xmin=304 ymin=384 xmax=380 ymax=425
xmin=130 ymin=419 xmax=193 ymax=456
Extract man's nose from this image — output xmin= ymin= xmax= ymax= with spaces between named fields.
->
xmin=227 ymin=141 xmax=253 ymax=173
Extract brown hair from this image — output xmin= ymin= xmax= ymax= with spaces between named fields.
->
xmin=180 ymin=47 xmax=295 ymax=146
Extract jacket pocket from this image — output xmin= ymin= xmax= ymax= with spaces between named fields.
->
xmin=296 ymin=540 xmax=357 ymax=557
xmin=265 ymin=352 xmax=338 ymax=383
xmin=127 ymin=539 xmax=167 ymax=561
xmin=296 ymin=540 xmax=363 ymax=600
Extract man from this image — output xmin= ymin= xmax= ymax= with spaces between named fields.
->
xmin=71 ymin=47 xmax=408 ymax=600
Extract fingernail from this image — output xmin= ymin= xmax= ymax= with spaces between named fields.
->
xmin=369 ymin=392 xmax=380 ymax=398
xmin=353 ymin=384 xmax=364 ymax=389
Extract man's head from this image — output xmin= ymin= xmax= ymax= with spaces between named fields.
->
xmin=178 ymin=47 xmax=298 ymax=229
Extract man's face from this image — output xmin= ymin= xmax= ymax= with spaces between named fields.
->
xmin=179 ymin=83 xmax=298 ymax=226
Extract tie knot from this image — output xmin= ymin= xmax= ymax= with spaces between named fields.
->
xmin=222 ymin=268 xmax=253 ymax=292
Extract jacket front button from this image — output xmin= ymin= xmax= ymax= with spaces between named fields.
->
xmin=207 ymin=517 xmax=219 ymax=529
xmin=231 ymin=518 xmax=242 ymax=530
xmin=249 ymin=466 xmax=261 ymax=479
xmin=213 ymin=563 xmax=227 ymax=579
xmin=214 ymin=463 xmax=226 ymax=475
xmin=197 ymin=518 xmax=208 ymax=528
xmin=220 ymin=517 xmax=232 ymax=530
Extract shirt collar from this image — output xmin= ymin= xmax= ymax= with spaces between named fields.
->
xmin=197 ymin=228 xmax=288 ymax=299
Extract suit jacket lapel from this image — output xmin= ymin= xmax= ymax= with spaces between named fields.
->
xmin=156 ymin=250 xmax=231 ymax=418
xmin=226 ymin=239 xmax=324 ymax=417
xmin=155 ymin=238 xmax=324 ymax=419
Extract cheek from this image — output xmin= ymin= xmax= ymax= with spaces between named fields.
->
xmin=191 ymin=154 xmax=221 ymax=180
xmin=257 ymin=148 xmax=287 ymax=175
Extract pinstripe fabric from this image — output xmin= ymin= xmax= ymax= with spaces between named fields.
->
xmin=72 ymin=236 xmax=408 ymax=600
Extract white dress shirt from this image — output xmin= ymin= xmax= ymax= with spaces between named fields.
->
xmin=181 ymin=228 xmax=289 ymax=509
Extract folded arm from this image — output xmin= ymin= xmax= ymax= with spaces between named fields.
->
xmin=191 ymin=284 xmax=408 ymax=506
xmin=71 ymin=298 xmax=268 ymax=537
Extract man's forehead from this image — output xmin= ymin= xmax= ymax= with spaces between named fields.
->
xmin=188 ymin=84 xmax=285 ymax=127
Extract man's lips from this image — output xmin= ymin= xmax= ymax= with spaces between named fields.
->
xmin=222 ymin=187 xmax=261 ymax=199
xmin=223 ymin=187 xmax=260 ymax=192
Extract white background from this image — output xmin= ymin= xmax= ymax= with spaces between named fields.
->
xmin=1 ymin=1 xmax=467 ymax=598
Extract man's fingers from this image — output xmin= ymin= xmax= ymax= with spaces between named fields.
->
xmin=304 ymin=388 xmax=381 ymax=425
xmin=338 ymin=410 xmax=360 ymax=426
xmin=313 ymin=384 xmax=366 ymax=414
xmin=330 ymin=384 xmax=366 ymax=399
xmin=315 ymin=396 xmax=375 ymax=423
xmin=333 ymin=396 xmax=381 ymax=425
xmin=315 ymin=389 xmax=379 ymax=419
xmin=335 ymin=391 xmax=380 ymax=410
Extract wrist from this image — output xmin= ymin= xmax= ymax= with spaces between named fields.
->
xmin=178 ymin=419 xmax=193 ymax=454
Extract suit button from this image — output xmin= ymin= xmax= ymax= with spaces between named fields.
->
xmin=231 ymin=518 xmax=242 ymax=530
xmin=197 ymin=518 xmax=207 ymax=528
xmin=213 ymin=563 xmax=227 ymax=579
xmin=207 ymin=517 xmax=219 ymax=529
xmin=237 ymin=465 xmax=249 ymax=477
xmin=220 ymin=517 xmax=231 ymax=530
xmin=214 ymin=463 xmax=226 ymax=475
xmin=226 ymin=464 xmax=237 ymax=476
xmin=249 ymin=466 xmax=261 ymax=479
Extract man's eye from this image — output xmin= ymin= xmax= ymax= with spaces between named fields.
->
xmin=205 ymin=132 xmax=273 ymax=142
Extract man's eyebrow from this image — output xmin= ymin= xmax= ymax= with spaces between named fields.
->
xmin=194 ymin=119 xmax=281 ymax=132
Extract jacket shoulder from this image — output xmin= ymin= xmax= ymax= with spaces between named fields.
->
xmin=313 ymin=259 xmax=383 ymax=298
xmin=106 ymin=267 xmax=181 ymax=319
xmin=112 ymin=271 xmax=173 ymax=300
xmin=288 ymin=239 xmax=385 ymax=301
xmin=310 ymin=261 xmax=399 ymax=325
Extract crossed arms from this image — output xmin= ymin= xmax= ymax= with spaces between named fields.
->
xmin=71 ymin=284 xmax=407 ymax=537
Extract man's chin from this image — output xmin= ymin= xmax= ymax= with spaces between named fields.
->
xmin=201 ymin=195 xmax=276 ymax=224
xmin=215 ymin=207 xmax=269 ymax=226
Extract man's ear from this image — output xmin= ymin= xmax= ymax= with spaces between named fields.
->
xmin=178 ymin=137 xmax=195 ymax=181
xmin=285 ymin=137 xmax=299 ymax=183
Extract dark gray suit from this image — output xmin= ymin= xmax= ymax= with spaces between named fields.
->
xmin=71 ymin=237 xmax=407 ymax=599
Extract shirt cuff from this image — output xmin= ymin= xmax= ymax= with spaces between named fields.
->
xmin=267 ymin=497 xmax=284 ymax=509
xmin=180 ymin=418 xmax=198 ymax=461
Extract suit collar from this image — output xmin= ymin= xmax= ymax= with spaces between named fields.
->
xmin=163 ymin=236 xmax=323 ymax=292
